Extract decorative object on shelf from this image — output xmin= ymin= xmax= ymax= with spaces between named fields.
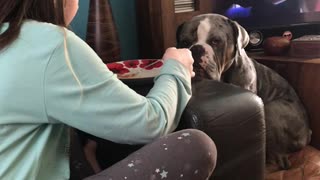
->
xmin=289 ymin=35 xmax=320 ymax=58
xmin=263 ymin=36 xmax=291 ymax=56
xmin=86 ymin=0 xmax=121 ymax=63
xmin=282 ymin=31 xmax=293 ymax=40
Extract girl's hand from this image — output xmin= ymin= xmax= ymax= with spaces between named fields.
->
xmin=162 ymin=47 xmax=195 ymax=77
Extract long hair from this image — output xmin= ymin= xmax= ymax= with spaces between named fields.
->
xmin=0 ymin=0 xmax=66 ymax=50
xmin=0 ymin=0 xmax=83 ymax=102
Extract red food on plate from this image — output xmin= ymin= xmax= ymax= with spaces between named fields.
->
xmin=106 ymin=63 xmax=129 ymax=74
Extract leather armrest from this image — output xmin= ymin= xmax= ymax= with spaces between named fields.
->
xmin=178 ymin=80 xmax=266 ymax=180
xmin=102 ymin=79 xmax=266 ymax=180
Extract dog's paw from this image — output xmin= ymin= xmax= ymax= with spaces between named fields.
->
xmin=265 ymin=163 xmax=281 ymax=174
xmin=276 ymin=155 xmax=291 ymax=170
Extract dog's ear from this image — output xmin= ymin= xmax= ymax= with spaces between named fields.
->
xmin=225 ymin=19 xmax=257 ymax=93
xmin=230 ymin=20 xmax=250 ymax=50
xmin=228 ymin=19 xmax=250 ymax=61
xmin=176 ymin=22 xmax=185 ymax=47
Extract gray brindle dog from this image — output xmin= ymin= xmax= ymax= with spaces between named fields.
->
xmin=176 ymin=13 xmax=312 ymax=170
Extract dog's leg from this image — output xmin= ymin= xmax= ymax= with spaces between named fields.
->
xmin=264 ymin=99 xmax=310 ymax=170
xmin=275 ymin=154 xmax=291 ymax=170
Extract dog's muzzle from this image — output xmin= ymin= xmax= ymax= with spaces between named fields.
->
xmin=190 ymin=45 xmax=205 ymax=67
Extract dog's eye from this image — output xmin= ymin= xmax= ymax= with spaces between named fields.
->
xmin=179 ymin=40 xmax=191 ymax=48
xmin=210 ymin=38 xmax=221 ymax=45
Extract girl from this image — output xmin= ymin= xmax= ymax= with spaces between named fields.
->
xmin=0 ymin=0 xmax=217 ymax=179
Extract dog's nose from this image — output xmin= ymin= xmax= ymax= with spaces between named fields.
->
xmin=190 ymin=45 xmax=205 ymax=62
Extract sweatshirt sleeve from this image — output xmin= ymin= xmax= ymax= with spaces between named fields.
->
xmin=44 ymin=30 xmax=192 ymax=144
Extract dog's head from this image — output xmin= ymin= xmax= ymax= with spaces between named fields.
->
xmin=176 ymin=13 xmax=249 ymax=81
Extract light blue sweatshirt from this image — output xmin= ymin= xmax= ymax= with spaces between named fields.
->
xmin=0 ymin=21 xmax=192 ymax=180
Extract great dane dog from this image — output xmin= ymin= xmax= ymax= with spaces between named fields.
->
xmin=176 ymin=13 xmax=312 ymax=170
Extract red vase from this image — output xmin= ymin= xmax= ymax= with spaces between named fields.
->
xmin=86 ymin=0 xmax=121 ymax=63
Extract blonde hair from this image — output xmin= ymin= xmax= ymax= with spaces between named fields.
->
xmin=62 ymin=28 xmax=83 ymax=103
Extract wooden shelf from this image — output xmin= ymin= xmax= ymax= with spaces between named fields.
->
xmin=248 ymin=52 xmax=320 ymax=64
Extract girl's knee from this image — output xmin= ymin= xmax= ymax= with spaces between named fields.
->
xmin=179 ymin=129 xmax=216 ymax=150
xmin=190 ymin=130 xmax=216 ymax=159
xmin=174 ymin=129 xmax=217 ymax=170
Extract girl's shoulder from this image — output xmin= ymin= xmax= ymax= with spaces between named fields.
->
xmin=21 ymin=20 xmax=78 ymax=45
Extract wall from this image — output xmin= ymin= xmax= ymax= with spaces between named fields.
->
xmin=70 ymin=0 xmax=89 ymax=40
xmin=71 ymin=0 xmax=139 ymax=60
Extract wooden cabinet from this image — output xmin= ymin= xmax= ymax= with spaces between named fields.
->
xmin=136 ymin=0 xmax=216 ymax=58
xmin=250 ymin=52 xmax=320 ymax=149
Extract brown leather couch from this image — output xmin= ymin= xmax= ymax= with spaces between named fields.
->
xmin=70 ymin=79 xmax=266 ymax=180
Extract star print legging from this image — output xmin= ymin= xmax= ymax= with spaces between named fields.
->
xmin=84 ymin=129 xmax=217 ymax=180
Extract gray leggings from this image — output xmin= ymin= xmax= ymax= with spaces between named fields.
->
xmin=84 ymin=129 xmax=217 ymax=180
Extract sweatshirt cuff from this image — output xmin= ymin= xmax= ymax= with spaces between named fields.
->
xmin=155 ymin=59 xmax=192 ymax=94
